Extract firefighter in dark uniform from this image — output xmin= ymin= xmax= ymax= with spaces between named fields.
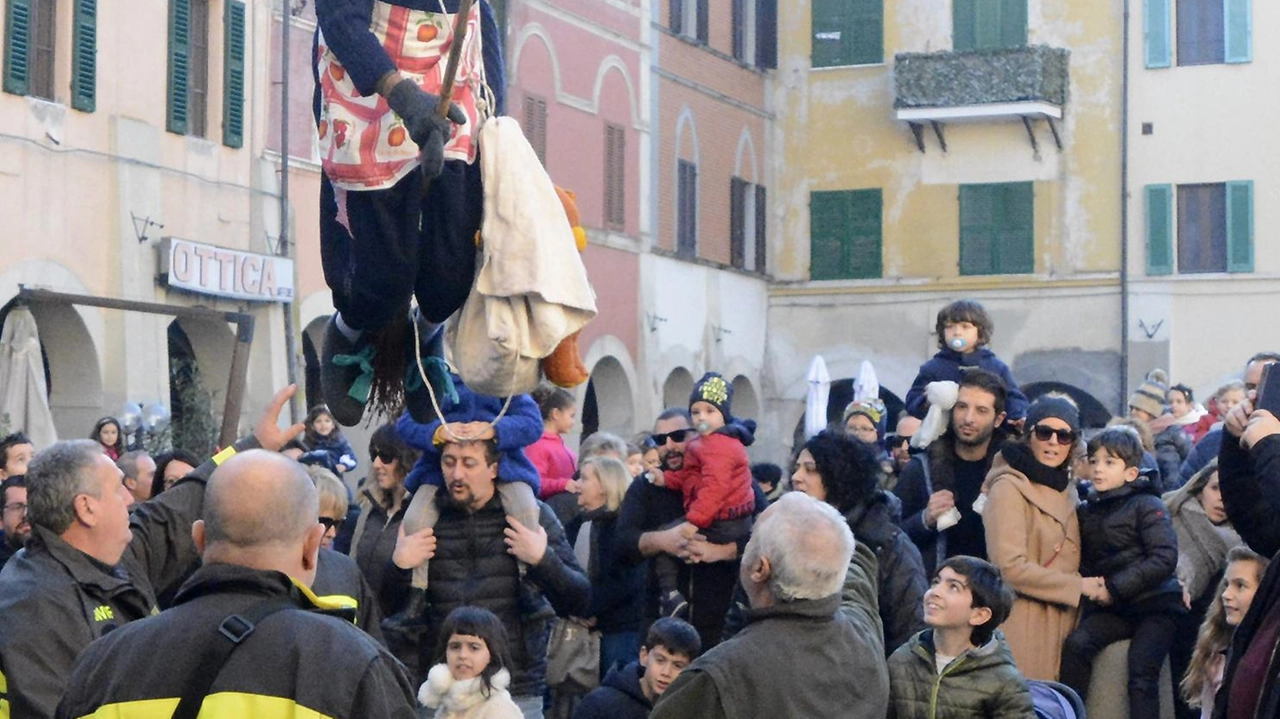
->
xmin=56 ymin=450 xmax=417 ymax=719
xmin=0 ymin=387 xmax=305 ymax=719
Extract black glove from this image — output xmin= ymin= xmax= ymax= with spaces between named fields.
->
xmin=386 ymin=79 xmax=467 ymax=180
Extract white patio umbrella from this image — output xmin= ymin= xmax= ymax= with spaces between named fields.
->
xmin=852 ymin=360 xmax=880 ymax=404
xmin=804 ymin=355 xmax=831 ymax=439
xmin=0 ymin=306 xmax=58 ymax=449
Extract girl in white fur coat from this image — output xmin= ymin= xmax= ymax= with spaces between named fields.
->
xmin=420 ymin=607 xmax=523 ymax=719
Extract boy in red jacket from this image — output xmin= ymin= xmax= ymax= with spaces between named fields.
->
xmin=653 ymin=372 xmax=756 ymax=618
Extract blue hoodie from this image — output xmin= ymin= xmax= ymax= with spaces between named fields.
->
xmin=904 ymin=347 xmax=1029 ymax=421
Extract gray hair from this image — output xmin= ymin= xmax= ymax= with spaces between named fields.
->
xmin=747 ymin=492 xmax=855 ymax=602
xmin=580 ymin=432 xmax=627 ymax=461
xmin=116 ymin=450 xmax=150 ymax=480
xmin=27 ymin=440 xmax=107 ymax=534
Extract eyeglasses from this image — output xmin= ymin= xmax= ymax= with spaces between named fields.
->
xmin=650 ymin=429 xmax=695 ymax=446
xmin=886 ymin=434 xmax=913 ymax=448
xmin=2 ymin=503 xmax=26 ymax=515
xmin=319 ymin=517 xmax=345 ymax=532
xmin=1031 ymin=425 xmax=1077 ymax=445
xmin=370 ymin=449 xmax=399 ymax=464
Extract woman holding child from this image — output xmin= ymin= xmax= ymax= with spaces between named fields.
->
xmin=981 ymin=395 xmax=1084 ymax=681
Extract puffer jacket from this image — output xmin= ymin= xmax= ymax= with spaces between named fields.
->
xmin=1149 ymin=415 xmax=1193 ymax=492
xmin=664 ymin=422 xmax=757 ymax=529
xmin=887 ymin=630 xmax=1034 ymax=719
xmin=573 ymin=661 xmax=652 ymax=719
xmin=1078 ymin=479 xmax=1182 ymax=605
xmin=845 ymin=490 xmax=928 ymax=654
xmin=351 ymin=486 xmax=410 ymax=619
xmin=424 ymin=493 xmax=590 ymax=697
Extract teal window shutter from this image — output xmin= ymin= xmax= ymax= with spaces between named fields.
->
xmin=960 ymin=182 xmax=1033 ymax=275
xmin=1226 ymin=181 xmax=1253 ymax=272
xmin=809 ymin=189 xmax=882 ymax=279
xmin=846 ymin=189 xmax=882 ymax=278
xmin=1145 ymin=184 xmax=1174 ymax=275
xmin=1145 ymin=0 xmax=1171 ymax=68
xmin=71 ymin=0 xmax=96 ymax=112
xmin=811 ymin=0 xmax=849 ymax=67
xmin=1224 ymin=0 xmax=1251 ymax=63
xmin=848 ymin=0 xmax=883 ymax=65
xmin=4 ymin=0 xmax=32 ymax=96
xmin=955 ymin=0 xmax=1025 ymax=51
xmin=168 ymin=0 xmax=191 ymax=135
xmin=222 ymin=0 xmax=245 ymax=148
xmin=953 ymin=0 xmax=977 ymax=51
xmin=999 ymin=0 xmax=1027 ymax=49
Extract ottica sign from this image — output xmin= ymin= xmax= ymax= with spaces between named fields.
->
xmin=161 ymin=238 xmax=294 ymax=302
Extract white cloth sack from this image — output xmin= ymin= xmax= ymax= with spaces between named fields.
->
xmin=448 ymin=116 xmax=597 ymax=396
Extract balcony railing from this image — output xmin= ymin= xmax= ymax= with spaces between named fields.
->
xmin=893 ymin=45 xmax=1069 ymax=121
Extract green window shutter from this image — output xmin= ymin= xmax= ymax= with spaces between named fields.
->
xmin=846 ymin=189 xmax=882 ymax=278
xmin=810 ymin=191 xmax=850 ymax=279
xmin=848 ymin=0 xmax=883 ymax=65
xmin=4 ymin=0 xmax=32 ymax=96
xmin=997 ymin=182 xmax=1034 ymax=273
xmin=222 ymin=0 xmax=246 ymax=148
xmin=1145 ymin=0 xmax=1171 ymax=68
xmin=1144 ymin=184 xmax=1173 ymax=275
xmin=1225 ymin=0 xmax=1251 ymax=63
xmin=960 ymin=183 xmax=1032 ymax=274
xmin=71 ymin=0 xmax=96 ymax=112
xmin=168 ymin=0 xmax=191 ymax=135
xmin=811 ymin=0 xmax=848 ymax=67
xmin=1226 ymin=181 xmax=1253 ymax=272
xmin=999 ymin=0 xmax=1027 ymax=49
xmin=953 ymin=0 xmax=977 ymax=51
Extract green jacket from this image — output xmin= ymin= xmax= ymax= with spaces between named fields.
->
xmin=887 ymin=630 xmax=1033 ymax=719
xmin=651 ymin=541 xmax=888 ymax=719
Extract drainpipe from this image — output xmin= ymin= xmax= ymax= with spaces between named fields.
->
xmin=1119 ymin=0 xmax=1131 ymax=414
xmin=279 ymin=1 xmax=301 ymax=423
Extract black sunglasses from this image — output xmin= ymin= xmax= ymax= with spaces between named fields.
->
xmin=370 ymin=449 xmax=399 ymax=464
xmin=886 ymin=434 xmax=913 ymax=448
xmin=1031 ymin=425 xmax=1077 ymax=445
xmin=650 ymin=429 xmax=696 ymax=446
xmin=319 ymin=517 xmax=345 ymax=532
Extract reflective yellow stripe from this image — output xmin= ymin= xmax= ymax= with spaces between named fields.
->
xmin=76 ymin=692 xmax=335 ymax=718
xmin=211 ymin=446 xmax=238 ymax=466
xmin=288 ymin=577 xmax=358 ymax=620
xmin=1 ymin=668 xmax=9 ymax=719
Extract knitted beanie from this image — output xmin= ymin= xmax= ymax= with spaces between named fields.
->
xmin=690 ymin=372 xmax=733 ymax=421
xmin=1128 ymin=369 xmax=1170 ymax=418
xmin=1025 ymin=395 xmax=1080 ymax=433
xmin=842 ymin=399 xmax=887 ymax=440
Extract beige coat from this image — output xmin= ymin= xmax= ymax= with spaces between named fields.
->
xmin=982 ymin=453 xmax=1083 ymax=681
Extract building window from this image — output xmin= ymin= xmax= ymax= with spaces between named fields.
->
xmin=1147 ymin=0 xmax=1250 ymax=67
xmin=732 ymin=0 xmax=757 ymax=64
xmin=953 ymin=0 xmax=1026 ymax=51
xmin=809 ymin=189 xmax=882 ymax=280
xmin=729 ymin=180 xmax=768 ymax=272
xmin=604 ymin=123 xmax=626 ymax=231
xmin=811 ymin=0 xmax=882 ymax=67
xmin=522 ymin=94 xmax=548 ymax=166
xmin=3 ymin=0 xmax=56 ymax=100
xmin=959 ymin=182 xmax=1033 ymax=276
xmin=1146 ymin=182 xmax=1253 ymax=274
xmin=670 ymin=0 xmax=708 ymax=44
xmin=677 ymin=160 xmax=698 ymax=257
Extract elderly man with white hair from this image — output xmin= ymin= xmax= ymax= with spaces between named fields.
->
xmin=650 ymin=492 xmax=890 ymax=718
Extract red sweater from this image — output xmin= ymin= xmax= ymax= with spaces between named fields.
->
xmin=664 ymin=432 xmax=755 ymax=529
xmin=526 ymin=431 xmax=576 ymax=498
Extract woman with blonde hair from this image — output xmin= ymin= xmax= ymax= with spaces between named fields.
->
xmin=1181 ymin=546 xmax=1269 ymax=717
xmin=567 ymin=455 xmax=646 ymax=677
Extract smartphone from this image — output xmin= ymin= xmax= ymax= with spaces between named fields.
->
xmin=1256 ymin=363 xmax=1280 ymax=415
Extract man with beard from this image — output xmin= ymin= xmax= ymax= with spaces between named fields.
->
xmin=0 ymin=475 xmax=29 ymax=571
xmin=894 ymin=370 xmax=1010 ymax=577
xmin=616 ymin=409 xmax=764 ymax=650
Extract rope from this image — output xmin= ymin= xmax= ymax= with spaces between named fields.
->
xmin=411 ymin=312 xmax=515 ymax=443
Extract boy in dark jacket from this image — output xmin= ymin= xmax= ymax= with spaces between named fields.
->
xmin=1059 ymin=426 xmax=1185 ymax=717
xmin=904 ymin=300 xmax=1028 ymax=426
xmin=888 ymin=556 xmax=1033 ymax=718
xmin=574 ymin=618 xmax=701 ymax=719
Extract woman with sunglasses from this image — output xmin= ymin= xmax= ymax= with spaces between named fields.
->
xmin=980 ymin=395 xmax=1084 ymax=681
xmin=305 ymin=464 xmax=386 ymax=643
xmin=350 ymin=424 xmax=422 ymax=623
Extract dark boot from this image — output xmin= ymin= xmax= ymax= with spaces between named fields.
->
xmin=381 ymin=587 xmax=430 ymax=636
xmin=404 ymin=315 xmax=453 ymax=423
xmin=320 ymin=316 xmax=373 ymax=427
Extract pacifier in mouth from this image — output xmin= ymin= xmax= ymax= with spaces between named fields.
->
xmin=696 ymin=421 xmax=711 ymax=433
xmin=949 ymin=337 xmax=967 ymax=351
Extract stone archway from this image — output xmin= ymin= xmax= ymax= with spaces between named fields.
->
xmin=730 ymin=375 xmax=760 ymax=421
xmin=662 ymin=367 xmax=695 ymax=411
xmin=582 ymin=356 xmax=634 ymax=438
xmin=0 ymin=299 xmax=103 ymax=441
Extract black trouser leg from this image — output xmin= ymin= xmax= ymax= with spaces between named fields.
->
xmin=1059 ymin=609 xmax=1135 ymax=701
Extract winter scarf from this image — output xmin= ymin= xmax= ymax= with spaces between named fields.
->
xmin=1164 ymin=479 xmax=1243 ymax=601
xmin=1000 ymin=441 xmax=1071 ymax=493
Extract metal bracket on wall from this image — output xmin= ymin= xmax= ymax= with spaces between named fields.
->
xmin=906 ymin=121 xmax=948 ymax=153
xmin=1021 ymin=116 xmax=1041 ymax=158
xmin=1046 ymin=117 xmax=1063 ymax=150
xmin=931 ymin=121 xmax=947 ymax=153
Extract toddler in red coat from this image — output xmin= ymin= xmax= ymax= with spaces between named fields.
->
xmin=653 ymin=372 xmax=756 ymax=618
